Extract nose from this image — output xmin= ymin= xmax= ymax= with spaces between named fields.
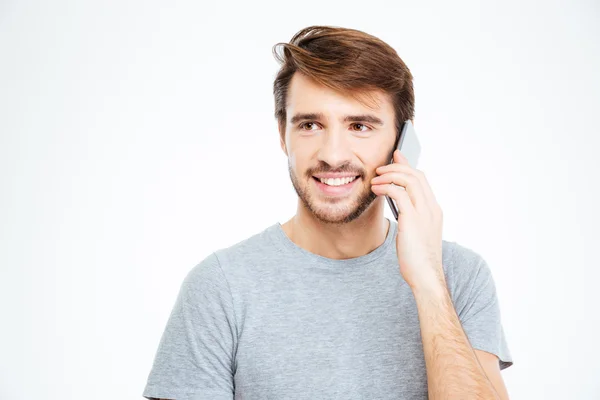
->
xmin=316 ymin=129 xmax=354 ymax=170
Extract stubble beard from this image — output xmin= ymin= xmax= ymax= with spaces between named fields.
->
xmin=288 ymin=162 xmax=378 ymax=225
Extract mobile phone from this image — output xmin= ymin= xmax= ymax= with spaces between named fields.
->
xmin=385 ymin=120 xmax=421 ymax=220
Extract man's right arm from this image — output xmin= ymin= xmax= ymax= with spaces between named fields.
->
xmin=142 ymin=252 xmax=237 ymax=400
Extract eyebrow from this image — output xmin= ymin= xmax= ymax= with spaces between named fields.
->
xmin=289 ymin=112 xmax=384 ymax=126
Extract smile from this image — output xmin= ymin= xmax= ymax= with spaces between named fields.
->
xmin=312 ymin=175 xmax=361 ymax=197
xmin=316 ymin=176 xmax=359 ymax=186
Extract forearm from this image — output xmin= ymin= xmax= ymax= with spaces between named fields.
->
xmin=413 ymin=281 xmax=499 ymax=400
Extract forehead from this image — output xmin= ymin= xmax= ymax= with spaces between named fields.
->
xmin=286 ymin=72 xmax=394 ymax=118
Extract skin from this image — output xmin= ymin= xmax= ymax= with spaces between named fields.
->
xmin=280 ymin=73 xmax=396 ymax=259
xmin=279 ymin=71 xmax=510 ymax=400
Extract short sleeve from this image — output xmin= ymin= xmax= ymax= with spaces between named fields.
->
xmin=448 ymin=243 xmax=514 ymax=370
xmin=143 ymin=253 xmax=237 ymax=400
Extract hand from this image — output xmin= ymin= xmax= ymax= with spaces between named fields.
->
xmin=370 ymin=149 xmax=445 ymax=292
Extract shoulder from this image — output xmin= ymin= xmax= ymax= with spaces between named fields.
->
xmin=185 ymin=223 xmax=279 ymax=287
xmin=213 ymin=223 xmax=280 ymax=270
xmin=178 ymin=252 xmax=228 ymax=301
xmin=442 ymin=240 xmax=494 ymax=300
xmin=443 ymin=240 xmax=489 ymax=275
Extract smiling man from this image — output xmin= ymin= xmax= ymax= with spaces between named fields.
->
xmin=143 ymin=26 xmax=513 ymax=400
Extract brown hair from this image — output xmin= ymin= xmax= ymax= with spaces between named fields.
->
xmin=272 ymin=25 xmax=415 ymax=139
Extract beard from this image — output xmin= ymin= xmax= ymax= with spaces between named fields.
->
xmin=288 ymin=161 xmax=378 ymax=225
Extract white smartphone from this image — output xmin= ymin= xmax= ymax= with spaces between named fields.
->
xmin=385 ymin=120 xmax=421 ymax=219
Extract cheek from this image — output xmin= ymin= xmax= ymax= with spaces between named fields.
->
xmin=361 ymin=153 xmax=389 ymax=179
xmin=288 ymin=153 xmax=298 ymax=169
xmin=287 ymin=153 xmax=310 ymax=182
xmin=287 ymin=147 xmax=313 ymax=175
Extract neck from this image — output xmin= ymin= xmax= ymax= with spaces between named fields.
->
xmin=281 ymin=199 xmax=391 ymax=260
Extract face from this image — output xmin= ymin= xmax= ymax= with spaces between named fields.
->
xmin=281 ymin=72 xmax=397 ymax=225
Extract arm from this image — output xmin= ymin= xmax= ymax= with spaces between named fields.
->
xmin=371 ymin=150 xmax=512 ymax=398
xmin=413 ymin=283 xmax=508 ymax=400
xmin=142 ymin=253 xmax=236 ymax=400
xmin=474 ymin=349 xmax=510 ymax=400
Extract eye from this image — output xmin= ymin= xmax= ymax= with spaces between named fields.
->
xmin=299 ymin=122 xmax=319 ymax=131
xmin=351 ymin=123 xmax=371 ymax=133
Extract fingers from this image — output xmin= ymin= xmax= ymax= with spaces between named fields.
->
xmin=371 ymin=172 xmax=426 ymax=211
xmin=371 ymin=182 xmax=414 ymax=215
xmin=375 ymin=151 xmax=438 ymax=209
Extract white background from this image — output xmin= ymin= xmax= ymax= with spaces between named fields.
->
xmin=1 ymin=0 xmax=599 ymax=399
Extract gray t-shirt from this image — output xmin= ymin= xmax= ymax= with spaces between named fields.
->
xmin=143 ymin=218 xmax=513 ymax=400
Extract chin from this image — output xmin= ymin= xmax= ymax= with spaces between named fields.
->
xmin=312 ymin=207 xmax=357 ymax=225
xmin=307 ymin=194 xmax=377 ymax=225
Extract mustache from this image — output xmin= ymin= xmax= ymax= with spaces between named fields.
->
xmin=307 ymin=166 xmax=364 ymax=177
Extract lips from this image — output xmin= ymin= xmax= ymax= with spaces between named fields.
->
xmin=312 ymin=175 xmax=360 ymax=196
xmin=314 ymin=175 xmax=360 ymax=186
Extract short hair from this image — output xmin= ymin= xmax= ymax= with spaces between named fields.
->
xmin=272 ymin=25 xmax=415 ymax=138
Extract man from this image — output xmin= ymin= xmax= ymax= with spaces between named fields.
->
xmin=143 ymin=25 xmax=513 ymax=400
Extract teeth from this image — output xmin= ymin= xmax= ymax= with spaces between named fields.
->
xmin=319 ymin=176 xmax=358 ymax=186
